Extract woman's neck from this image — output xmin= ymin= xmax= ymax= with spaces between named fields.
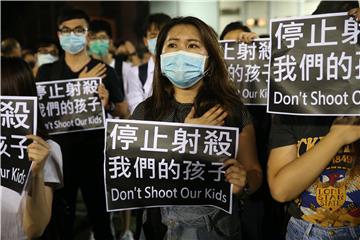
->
xmin=173 ymin=80 xmax=203 ymax=104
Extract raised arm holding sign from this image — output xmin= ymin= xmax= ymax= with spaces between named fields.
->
xmin=1 ymin=57 xmax=63 ymax=239
xmin=267 ymin=3 xmax=360 ymax=239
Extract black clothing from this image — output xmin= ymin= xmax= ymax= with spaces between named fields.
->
xmin=36 ymin=57 xmax=122 ymax=240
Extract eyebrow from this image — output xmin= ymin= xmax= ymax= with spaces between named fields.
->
xmin=167 ymin=38 xmax=201 ymax=42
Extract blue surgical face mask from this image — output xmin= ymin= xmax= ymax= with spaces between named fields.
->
xmin=160 ymin=50 xmax=208 ymax=89
xmin=59 ymin=32 xmax=86 ymax=54
xmin=147 ymin=37 xmax=157 ymax=55
xmin=37 ymin=53 xmax=58 ymax=66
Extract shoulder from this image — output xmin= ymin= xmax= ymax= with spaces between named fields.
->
xmin=36 ymin=60 xmax=62 ymax=82
xmin=226 ymin=103 xmax=252 ymax=131
xmin=131 ymin=100 xmax=147 ymax=120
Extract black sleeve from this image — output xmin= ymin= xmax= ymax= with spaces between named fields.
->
xmin=36 ymin=63 xmax=52 ymax=82
xmin=130 ymin=101 xmax=146 ymax=120
xmin=226 ymin=104 xmax=253 ymax=133
xmin=103 ymin=66 xmax=124 ymax=103
xmin=269 ymin=115 xmax=297 ymax=149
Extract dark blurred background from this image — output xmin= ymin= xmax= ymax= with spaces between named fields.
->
xmin=1 ymin=1 xmax=150 ymax=50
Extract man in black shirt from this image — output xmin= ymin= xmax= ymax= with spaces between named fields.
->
xmin=36 ymin=8 xmax=129 ymax=239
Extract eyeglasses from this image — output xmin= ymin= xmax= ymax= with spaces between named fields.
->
xmin=58 ymin=27 xmax=88 ymax=36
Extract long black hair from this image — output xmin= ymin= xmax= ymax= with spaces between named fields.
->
xmin=1 ymin=57 xmax=49 ymax=139
xmin=144 ymin=16 xmax=244 ymax=121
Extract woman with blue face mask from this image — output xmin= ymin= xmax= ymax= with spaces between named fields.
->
xmin=132 ymin=16 xmax=262 ymax=240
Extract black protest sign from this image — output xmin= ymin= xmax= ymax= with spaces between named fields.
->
xmin=220 ymin=39 xmax=270 ymax=105
xmin=0 ymin=96 xmax=37 ymax=194
xmin=269 ymin=12 xmax=360 ymax=115
xmin=104 ymin=119 xmax=239 ymax=213
xmin=36 ymin=78 xmax=105 ymax=134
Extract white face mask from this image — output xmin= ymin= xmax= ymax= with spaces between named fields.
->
xmin=37 ymin=53 xmax=58 ymax=66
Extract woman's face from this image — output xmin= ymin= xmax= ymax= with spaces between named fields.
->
xmin=162 ymin=24 xmax=208 ymax=57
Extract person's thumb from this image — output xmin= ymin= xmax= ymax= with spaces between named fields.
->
xmin=81 ymin=67 xmax=88 ymax=74
xmin=185 ymin=107 xmax=195 ymax=121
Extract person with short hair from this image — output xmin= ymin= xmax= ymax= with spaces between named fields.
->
xmin=125 ymin=13 xmax=171 ymax=114
xmin=1 ymin=38 xmax=22 ymax=57
xmin=36 ymin=7 xmax=128 ymax=239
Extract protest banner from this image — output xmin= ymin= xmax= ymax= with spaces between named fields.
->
xmin=104 ymin=119 xmax=239 ymax=213
xmin=0 ymin=96 xmax=37 ymax=194
xmin=36 ymin=77 xmax=105 ymax=134
xmin=268 ymin=12 xmax=360 ymax=115
xmin=221 ymin=39 xmax=270 ymax=105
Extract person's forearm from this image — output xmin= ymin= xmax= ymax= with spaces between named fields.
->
xmin=269 ymin=132 xmax=344 ymax=202
xmin=113 ymin=101 xmax=130 ymax=119
xmin=246 ymin=169 xmax=262 ymax=194
xmin=23 ymin=172 xmax=52 ymax=238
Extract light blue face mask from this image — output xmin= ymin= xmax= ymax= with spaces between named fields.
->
xmin=59 ymin=32 xmax=86 ymax=54
xmin=37 ymin=53 xmax=58 ymax=66
xmin=160 ymin=50 xmax=208 ymax=89
xmin=147 ymin=37 xmax=157 ymax=55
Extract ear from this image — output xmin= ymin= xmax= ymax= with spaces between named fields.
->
xmin=86 ymin=33 xmax=91 ymax=44
xmin=143 ymin=37 xmax=148 ymax=47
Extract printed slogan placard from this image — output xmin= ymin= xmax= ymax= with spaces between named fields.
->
xmin=0 ymin=96 xmax=37 ymax=194
xmin=221 ymin=39 xmax=270 ymax=105
xmin=268 ymin=12 xmax=360 ymax=115
xmin=36 ymin=77 xmax=105 ymax=134
xmin=104 ymin=119 xmax=239 ymax=213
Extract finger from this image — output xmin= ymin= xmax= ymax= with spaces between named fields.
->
xmin=217 ymin=111 xmax=228 ymax=122
xmin=27 ymin=143 xmax=47 ymax=152
xmin=28 ymin=151 xmax=44 ymax=162
xmin=210 ymin=107 xmax=225 ymax=119
xmin=94 ymin=66 xmax=107 ymax=76
xmin=99 ymin=74 xmax=107 ymax=79
xmin=26 ymin=135 xmax=49 ymax=149
xmin=348 ymin=8 xmax=358 ymax=16
xmin=202 ymin=105 xmax=220 ymax=119
xmin=225 ymin=172 xmax=246 ymax=183
xmin=185 ymin=107 xmax=196 ymax=121
xmin=88 ymin=63 xmax=106 ymax=75
xmin=225 ymin=165 xmax=243 ymax=174
xmin=226 ymin=178 xmax=246 ymax=192
xmin=92 ymin=63 xmax=105 ymax=71
xmin=80 ymin=66 xmax=88 ymax=74
xmin=97 ymin=83 xmax=105 ymax=91
xmin=223 ymin=159 xmax=243 ymax=168
xmin=208 ymin=108 xmax=226 ymax=124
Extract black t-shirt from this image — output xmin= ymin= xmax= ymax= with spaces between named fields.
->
xmin=269 ymin=115 xmax=360 ymax=227
xmin=35 ymin=57 xmax=124 ymax=157
xmin=132 ymin=98 xmax=252 ymax=236
xmin=269 ymin=115 xmax=334 ymax=149
xmin=36 ymin=57 xmax=124 ymax=104
xmin=132 ymin=99 xmax=252 ymax=132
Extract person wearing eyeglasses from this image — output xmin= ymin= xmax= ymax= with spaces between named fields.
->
xmin=36 ymin=7 xmax=129 ymax=240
